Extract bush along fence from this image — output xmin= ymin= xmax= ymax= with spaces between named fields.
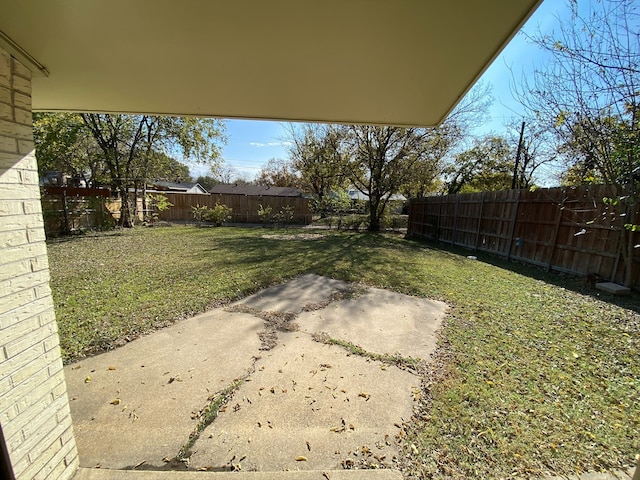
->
xmin=407 ymin=185 xmax=640 ymax=288
xmin=40 ymin=186 xmax=115 ymax=237
xmin=155 ymin=192 xmax=312 ymax=225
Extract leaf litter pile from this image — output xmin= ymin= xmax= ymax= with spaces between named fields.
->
xmin=47 ymin=227 xmax=640 ymax=478
xmin=225 ymin=304 xmax=299 ymax=350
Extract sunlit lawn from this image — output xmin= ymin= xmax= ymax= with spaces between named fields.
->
xmin=47 ymin=226 xmax=639 ymax=478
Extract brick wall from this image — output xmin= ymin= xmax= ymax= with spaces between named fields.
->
xmin=0 ymin=47 xmax=78 ymax=479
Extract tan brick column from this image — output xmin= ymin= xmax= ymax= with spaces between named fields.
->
xmin=0 ymin=46 xmax=78 ymax=480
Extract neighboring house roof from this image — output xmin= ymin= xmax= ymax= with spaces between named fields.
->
xmin=347 ymin=189 xmax=407 ymax=202
xmin=150 ymin=181 xmax=208 ymax=194
xmin=210 ymin=184 xmax=307 ymax=198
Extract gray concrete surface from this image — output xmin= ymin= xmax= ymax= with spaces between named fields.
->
xmin=188 ymin=333 xmax=418 ymax=471
xmin=231 ymin=274 xmax=350 ymax=314
xmin=298 ymin=287 xmax=446 ymax=360
xmin=65 ymin=310 xmax=264 ymax=469
xmin=66 ymin=274 xmax=445 ymax=476
xmin=73 ymin=467 xmax=403 ymax=479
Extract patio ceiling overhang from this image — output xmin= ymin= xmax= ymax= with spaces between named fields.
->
xmin=1 ymin=0 xmax=541 ymax=127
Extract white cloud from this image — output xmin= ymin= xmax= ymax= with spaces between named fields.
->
xmin=249 ymin=141 xmax=292 ymax=148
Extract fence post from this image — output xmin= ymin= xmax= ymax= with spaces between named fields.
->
xmin=547 ymin=194 xmax=564 ymax=272
xmin=421 ymin=198 xmax=427 ymax=238
xmin=452 ymin=195 xmax=460 ymax=246
xmin=61 ymin=189 xmax=71 ymax=235
xmin=506 ymin=189 xmax=521 ymax=261
xmin=474 ymin=192 xmax=485 ymax=252
xmin=437 ymin=195 xmax=443 ymax=242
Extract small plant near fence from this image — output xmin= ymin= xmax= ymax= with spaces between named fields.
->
xmin=257 ymin=204 xmax=273 ymax=224
xmin=273 ymin=205 xmax=295 ymax=225
xmin=192 ymin=202 xmax=233 ymax=227
xmin=258 ymin=204 xmax=296 ymax=226
xmin=147 ymin=194 xmax=173 ymax=223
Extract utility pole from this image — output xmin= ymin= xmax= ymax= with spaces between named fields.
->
xmin=512 ymin=120 xmax=525 ymax=190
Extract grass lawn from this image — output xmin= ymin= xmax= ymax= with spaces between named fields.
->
xmin=47 ymin=226 xmax=639 ymax=478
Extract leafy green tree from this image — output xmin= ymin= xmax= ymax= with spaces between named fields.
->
xmin=445 ymin=136 xmax=514 ymax=194
xmin=33 ymin=113 xmax=107 ymax=186
xmin=144 ymin=152 xmax=191 ymax=182
xmin=35 ymin=112 xmax=225 ymax=227
xmin=286 ymin=124 xmax=348 ymax=215
xmin=504 ymin=118 xmax=558 ymax=189
xmin=340 ymin=125 xmax=438 ymax=232
xmin=80 ymin=114 xmax=225 ymax=227
xmin=135 ymin=151 xmax=192 ymax=218
xmin=196 ymin=175 xmax=219 ymax=191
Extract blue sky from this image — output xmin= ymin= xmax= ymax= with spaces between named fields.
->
xmin=191 ymin=0 xmax=571 ymax=182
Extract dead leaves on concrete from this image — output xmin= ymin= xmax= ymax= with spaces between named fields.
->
xmin=302 ymin=285 xmax=366 ymax=312
xmin=227 ymin=285 xmax=366 ymax=351
xmin=225 ymin=304 xmax=299 ymax=350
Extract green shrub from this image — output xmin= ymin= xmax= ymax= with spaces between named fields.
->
xmin=257 ymin=204 xmax=273 ymax=224
xmin=205 ymin=202 xmax=233 ymax=226
xmin=147 ymin=194 xmax=173 ymax=222
xmin=192 ymin=204 xmax=209 ymax=224
xmin=273 ymin=205 xmax=295 ymax=225
xmin=192 ymin=203 xmax=232 ymax=226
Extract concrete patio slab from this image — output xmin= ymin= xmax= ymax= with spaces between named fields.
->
xmin=73 ymin=467 xmax=403 ymax=479
xmin=65 ymin=310 xmax=263 ymax=469
xmin=232 ymin=274 xmax=351 ymax=314
xmin=595 ymin=282 xmax=631 ymax=295
xmin=189 ymin=333 xmax=418 ymax=472
xmin=65 ymin=274 xmax=447 ymax=477
xmin=298 ymin=288 xmax=447 ymax=360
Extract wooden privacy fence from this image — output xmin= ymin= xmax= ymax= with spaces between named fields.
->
xmin=156 ymin=192 xmax=312 ymax=224
xmin=40 ymin=186 xmax=114 ymax=236
xmin=408 ymin=185 xmax=640 ymax=287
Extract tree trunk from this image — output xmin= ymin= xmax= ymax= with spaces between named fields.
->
xmin=118 ymin=183 xmax=133 ymax=228
xmin=368 ymin=199 xmax=380 ymax=232
xmin=142 ymin=183 xmax=148 ymax=221
xmin=133 ymin=181 xmax=139 ymax=219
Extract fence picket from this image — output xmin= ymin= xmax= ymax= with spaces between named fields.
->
xmin=408 ymin=186 xmax=640 ymax=287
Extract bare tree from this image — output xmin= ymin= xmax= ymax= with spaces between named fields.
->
xmin=255 ymin=158 xmax=302 ymax=188
xmin=515 ymin=0 xmax=640 ymax=284
xmin=505 ymin=118 xmax=560 ymax=189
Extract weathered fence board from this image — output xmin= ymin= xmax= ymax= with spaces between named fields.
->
xmin=155 ymin=192 xmax=312 ymax=224
xmin=408 ymin=185 xmax=640 ymax=287
xmin=40 ymin=188 xmax=115 ymax=236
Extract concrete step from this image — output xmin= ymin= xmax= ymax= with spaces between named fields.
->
xmin=73 ymin=467 xmax=403 ymax=480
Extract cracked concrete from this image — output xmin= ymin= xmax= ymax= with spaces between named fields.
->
xmin=65 ymin=273 xmax=447 ymax=476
